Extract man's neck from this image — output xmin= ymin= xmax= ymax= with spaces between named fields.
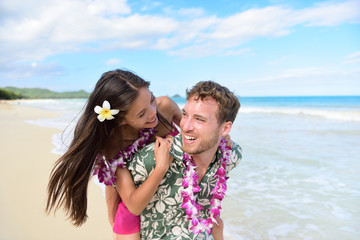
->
xmin=192 ymin=147 xmax=218 ymax=182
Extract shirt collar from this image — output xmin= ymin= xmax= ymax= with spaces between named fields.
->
xmin=169 ymin=134 xmax=184 ymax=164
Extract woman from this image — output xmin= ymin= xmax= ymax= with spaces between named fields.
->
xmin=46 ymin=69 xmax=181 ymax=239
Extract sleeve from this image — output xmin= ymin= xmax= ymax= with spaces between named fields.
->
xmin=226 ymin=141 xmax=242 ymax=173
xmin=127 ymin=143 xmax=157 ymax=187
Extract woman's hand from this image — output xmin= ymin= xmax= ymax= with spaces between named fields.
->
xmin=154 ymin=136 xmax=174 ymax=171
xmin=224 ymin=134 xmax=233 ymax=148
xmin=211 ymin=216 xmax=224 ymax=240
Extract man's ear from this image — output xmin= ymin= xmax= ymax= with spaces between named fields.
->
xmin=221 ymin=121 xmax=232 ymax=137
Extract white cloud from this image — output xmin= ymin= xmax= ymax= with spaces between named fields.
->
xmin=211 ymin=7 xmax=293 ymax=41
xmin=177 ymin=8 xmax=205 ymax=18
xmin=0 ymin=1 xmax=178 ymax=63
xmin=0 ymin=0 xmax=359 ymax=65
xmin=139 ymin=1 xmax=162 ymax=12
xmin=87 ymin=0 xmax=130 ymax=16
xmin=154 ymin=15 xmax=219 ymax=52
xmin=344 ymin=51 xmax=360 ymax=64
xmin=245 ymin=67 xmax=327 ymax=83
xmin=240 ymin=66 xmax=360 ymax=96
xmin=245 ymin=66 xmax=360 ymax=85
xmin=295 ymin=0 xmax=360 ymax=26
xmin=168 ymin=43 xmax=217 ymax=58
xmin=0 ymin=61 xmax=63 ymax=79
xmin=105 ymin=58 xmax=122 ymax=66
xmin=164 ymin=1 xmax=360 ymax=57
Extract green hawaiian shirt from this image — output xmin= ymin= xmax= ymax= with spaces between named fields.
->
xmin=127 ymin=134 xmax=242 ymax=240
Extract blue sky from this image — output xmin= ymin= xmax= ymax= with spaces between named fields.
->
xmin=0 ymin=0 xmax=359 ymax=97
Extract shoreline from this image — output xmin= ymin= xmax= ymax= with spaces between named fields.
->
xmin=0 ymin=102 xmax=111 ymax=240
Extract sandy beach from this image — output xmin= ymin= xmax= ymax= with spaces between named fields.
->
xmin=0 ymin=102 xmax=111 ymax=240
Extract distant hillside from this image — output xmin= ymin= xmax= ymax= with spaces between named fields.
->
xmin=0 ymin=88 xmax=25 ymax=100
xmin=1 ymin=87 xmax=90 ymax=99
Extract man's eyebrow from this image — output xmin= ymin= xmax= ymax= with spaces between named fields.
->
xmin=193 ymin=113 xmax=206 ymax=120
xmin=182 ymin=109 xmax=207 ymax=120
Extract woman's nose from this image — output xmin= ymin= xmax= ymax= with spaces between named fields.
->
xmin=149 ymin=104 xmax=157 ymax=115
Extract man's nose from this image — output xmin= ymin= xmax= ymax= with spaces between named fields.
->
xmin=181 ymin=117 xmax=193 ymax=132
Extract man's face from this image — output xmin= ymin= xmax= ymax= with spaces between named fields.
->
xmin=180 ymin=96 xmax=223 ymax=155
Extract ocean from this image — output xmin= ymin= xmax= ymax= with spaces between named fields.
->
xmin=17 ymin=96 xmax=360 ymax=240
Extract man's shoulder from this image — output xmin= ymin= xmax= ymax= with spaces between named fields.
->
xmin=227 ymin=141 xmax=242 ymax=171
xmin=134 ymin=142 xmax=155 ymax=158
xmin=128 ymin=142 xmax=156 ymax=168
xmin=232 ymin=141 xmax=242 ymax=156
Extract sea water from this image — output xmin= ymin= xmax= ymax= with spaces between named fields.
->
xmin=18 ymin=96 xmax=360 ymax=240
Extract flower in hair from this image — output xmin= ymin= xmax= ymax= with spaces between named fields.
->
xmin=94 ymin=100 xmax=119 ymax=122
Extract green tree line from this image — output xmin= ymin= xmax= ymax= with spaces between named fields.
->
xmin=0 ymin=87 xmax=90 ymax=99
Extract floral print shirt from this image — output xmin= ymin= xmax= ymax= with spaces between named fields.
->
xmin=127 ymin=134 xmax=242 ymax=240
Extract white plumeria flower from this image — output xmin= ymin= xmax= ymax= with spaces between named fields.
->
xmin=94 ymin=100 xmax=119 ymax=122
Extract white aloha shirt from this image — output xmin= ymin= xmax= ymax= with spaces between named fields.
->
xmin=127 ymin=134 xmax=242 ymax=240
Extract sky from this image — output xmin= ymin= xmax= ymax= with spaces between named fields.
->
xmin=0 ymin=0 xmax=359 ymax=97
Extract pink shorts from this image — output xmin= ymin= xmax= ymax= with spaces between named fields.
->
xmin=113 ymin=201 xmax=140 ymax=235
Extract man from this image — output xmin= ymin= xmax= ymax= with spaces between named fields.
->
xmin=128 ymin=81 xmax=242 ymax=239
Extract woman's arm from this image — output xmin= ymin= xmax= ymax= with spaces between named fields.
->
xmin=115 ymin=137 xmax=174 ymax=215
xmin=156 ymin=96 xmax=182 ymax=126
xmin=105 ymin=185 xmax=121 ymax=226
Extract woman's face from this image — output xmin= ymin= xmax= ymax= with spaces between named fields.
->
xmin=122 ymin=87 xmax=158 ymax=130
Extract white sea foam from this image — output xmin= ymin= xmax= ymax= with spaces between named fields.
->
xmin=267 ymin=223 xmax=298 ymax=239
xmin=241 ymin=107 xmax=360 ymax=121
xmin=51 ymin=132 xmax=70 ymax=155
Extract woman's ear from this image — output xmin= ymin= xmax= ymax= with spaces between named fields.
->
xmin=221 ymin=121 xmax=232 ymax=137
xmin=118 ymin=119 xmax=127 ymax=126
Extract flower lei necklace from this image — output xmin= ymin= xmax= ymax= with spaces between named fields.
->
xmin=93 ymin=128 xmax=156 ymax=186
xmin=181 ymin=138 xmax=231 ymax=234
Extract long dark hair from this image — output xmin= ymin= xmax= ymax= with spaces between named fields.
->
xmin=46 ymin=69 xmax=151 ymax=226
